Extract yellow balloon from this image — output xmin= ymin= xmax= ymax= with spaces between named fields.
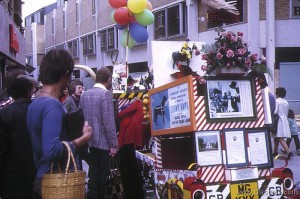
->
xmin=146 ymin=1 xmax=152 ymax=11
xmin=127 ymin=0 xmax=147 ymax=14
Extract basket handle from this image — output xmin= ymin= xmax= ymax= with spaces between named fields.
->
xmin=62 ymin=141 xmax=78 ymax=174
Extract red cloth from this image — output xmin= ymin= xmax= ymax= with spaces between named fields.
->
xmin=117 ymin=100 xmax=144 ymax=148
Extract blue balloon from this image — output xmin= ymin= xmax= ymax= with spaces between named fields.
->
xmin=116 ymin=24 xmax=126 ymax=30
xmin=129 ymin=23 xmax=149 ymax=43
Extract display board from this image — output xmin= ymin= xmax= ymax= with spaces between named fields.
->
xmin=149 ymin=75 xmax=196 ymax=136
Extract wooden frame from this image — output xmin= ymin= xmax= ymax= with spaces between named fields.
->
xmin=204 ymin=76 xmax=257 ymax=122
xmin=247 ymin=128 xmax=273 ymax=168
xmin=149 ymin=75 xmax=196 ymax=136
xmin=195 ymin=131 xmax=223 ymax=166
xmin=223 ymin=128 xmax=249 ymax=168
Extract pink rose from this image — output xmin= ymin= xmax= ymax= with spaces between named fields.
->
xmin=237 ymin=48 xmax=246 ymax=56
xmin=226 ymin=32 xmax=233 ymax=39
xmin=226 ymin=49 xmax=235 ymax=58
xmin=245 ymin=59 xmax=252 ymax=67
xmin=201 ymin=54 xmax=207 ymax=60
xmin=216 ymin=53 xmax=223 ymax=60
xmin=250 ymin=53 xmax=258 ymax=61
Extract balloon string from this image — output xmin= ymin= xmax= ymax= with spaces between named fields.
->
xmin=125 ymin=26 xmax=129 ymax=78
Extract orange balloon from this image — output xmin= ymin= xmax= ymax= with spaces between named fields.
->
xmin=146 ymin=1 xmax=152 ymax=11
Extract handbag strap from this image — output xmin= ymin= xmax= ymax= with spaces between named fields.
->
xmin=108 ymin=156 xmax=119 ymax=169
xmin=62 ymin=141 xmax=78 ymax=174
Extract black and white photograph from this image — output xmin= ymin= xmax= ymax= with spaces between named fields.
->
xmin=204 ymin=76 xmax=257 ymax=122
xmin=195 ymin=131 xmax=223 ymax=166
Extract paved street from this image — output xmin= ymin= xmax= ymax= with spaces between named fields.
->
xmin=272 ymin=136 xmax=300 ymax=186
xmin=82 ymin=136 xmax=300 ymax=199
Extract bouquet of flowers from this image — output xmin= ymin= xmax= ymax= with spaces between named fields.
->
xmin=200 ymin=31 xmax=271 ymax=76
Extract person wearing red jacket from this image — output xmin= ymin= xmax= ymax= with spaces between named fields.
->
xmin=117 ymin=98 xmax=145 ymax=199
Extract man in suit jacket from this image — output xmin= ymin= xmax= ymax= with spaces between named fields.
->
xmin=80 ymin=67 xmax=118 ymax=199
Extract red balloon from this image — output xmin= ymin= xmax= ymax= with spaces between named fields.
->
xmin=114 ymin=7 xmax=131 ymax=25
xmin=129 ymin=15 xmax=137 ymax=23
xmin=109 ymin=0 xmax=127 ymax=9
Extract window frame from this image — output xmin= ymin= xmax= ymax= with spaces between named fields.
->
xmin=100 ymin=27 xmax=118 ymax=52
xmin=291 ymin=0 xmax=300 ymax=18
xmin=67 ymin=39 xmax=79 ymax=58
xmin=82 ymin=33 xmax=96 ymax=56
xmin=153 ymin=2 xmax=187 ymax=40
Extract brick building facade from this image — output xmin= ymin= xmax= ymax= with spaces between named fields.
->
xmin=24 ymin=0 xmax=300 ymax=110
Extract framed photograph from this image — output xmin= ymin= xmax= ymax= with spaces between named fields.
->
xmin=148 ymin=75 xmax=196 ymax=136
xmin=195 ymin=131 xmax=223 ymax=166
xmin=247 ymin=128 xmax=273 ymax=167
xmin=204 ymin=76 xmax=257 ymax=122
xmin=223 ymin=129 xmax=249 ymax=168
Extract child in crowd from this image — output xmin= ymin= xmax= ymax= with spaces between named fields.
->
xmin=282 ymin=109 xmax=300 ymax=156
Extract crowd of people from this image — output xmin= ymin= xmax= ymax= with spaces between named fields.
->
xmin=0 ymin=49 xmax=299 ymax=199
xmin=0 ymin=49 xmax=145 ymax=199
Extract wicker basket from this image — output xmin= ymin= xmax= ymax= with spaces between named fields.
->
xmin=42 ymin=141 xmax=86 ymax=199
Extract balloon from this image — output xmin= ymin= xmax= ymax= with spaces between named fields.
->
xmin=114 ymin=7 xmax=131 ymax=25
xmin=121 ymin=30 xmax=136 ymax=48
xmin=146 ymin=1 xmax=152 ymax=11
xmin=110 ymin=10 xmax=116 ymax=23
xmin=116 ymin=24 xmax=127 ymax=30
xmin=127 ymin=0 xmax=147 ymax=13
xmin=109 ymin=0 xmax=127 ymax=9
xmin=129 ymin=23 xmax=149 ymax=43
xmin=129 ymin=15 xmax=137 ymax=23
xmin=133 ymin=9 xmax=154 ymax=26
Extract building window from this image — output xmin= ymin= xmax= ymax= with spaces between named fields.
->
xmin=58 ymin=0 xmax=65 ymax=7
xmin=292 ymin=0 xmax=300 ymax=18
xmin=52 ymin=17 xmax=55 ymax=34
xmin=100 ymin=27 xmax=118 ymax=52
xmin=154 ymin=3 xmax=186 ymax=40
xmin=82 ymin=33 xmax=96 ymax=55
xmin=92 ymin=0 xmax=96 ymax=15
xmin=63 ymin=11 xmax=66 ymax=29
xmin=67 ymin=39 xmax=79 ymax=58
xmin=76 ymin=3 xmax=79 ymax=22
xmin=207 ymin=0 xmax=244 ymax=29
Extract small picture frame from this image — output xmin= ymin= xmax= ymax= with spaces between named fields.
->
xmin=223 ymin=129 xmax=249 ymax=168
xmin=204 ymin=76 xmax=257 ymax=122
xmin=195 ymin=131 xmax=223 ymax=166
xmin=247 ymin=128 xmax=273 ymax=168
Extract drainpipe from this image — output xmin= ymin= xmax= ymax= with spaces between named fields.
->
xmin=266 ymin=0 xmax=276 ymax=93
